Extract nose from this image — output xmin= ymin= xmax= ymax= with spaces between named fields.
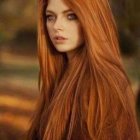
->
xmin=53 ymin=17 xmax=63 ymax=31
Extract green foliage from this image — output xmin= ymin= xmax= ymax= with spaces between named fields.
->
xmin=118 ymin=29 xmax=138 ymax=56
xmin=111 ymin=0 xmax=140 ymax=55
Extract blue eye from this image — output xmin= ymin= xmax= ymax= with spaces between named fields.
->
xmin=67 ymin=13 xmax=77 ymax=20
xmin=46 ymin=15 xmax=56 ymax=21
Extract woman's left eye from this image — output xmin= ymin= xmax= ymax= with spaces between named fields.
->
xmin=67 ymin=13 xmax=77 ymax=20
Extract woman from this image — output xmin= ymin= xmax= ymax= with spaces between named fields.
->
xmin=27 ymin=0 xmax=139 ymax=139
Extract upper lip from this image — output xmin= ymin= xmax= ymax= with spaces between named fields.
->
xmin=54 ymin=35 xmax=68 ymax=40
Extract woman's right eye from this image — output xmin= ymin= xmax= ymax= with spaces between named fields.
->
xmin=46 ymin=15 xmax=55 ymax=21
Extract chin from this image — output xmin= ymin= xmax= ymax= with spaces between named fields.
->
xmin=55 ymin=48 xmax=67 ymax=52
xmin=55 ymin=47 xmax=72 ymax=53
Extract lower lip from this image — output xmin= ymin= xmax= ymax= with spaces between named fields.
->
xmin=54 ymin=39 xmax=67 ymax=44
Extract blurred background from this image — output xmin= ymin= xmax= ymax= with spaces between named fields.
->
xmin=0 ymin=0 xmax=140 ymax=139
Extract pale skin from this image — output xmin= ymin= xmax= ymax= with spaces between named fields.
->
xmin=46 ymin=0 xmax=84 ymax=62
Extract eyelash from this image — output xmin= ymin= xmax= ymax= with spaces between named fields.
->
xmin=46 ymin=13 xmax=77 ymax=21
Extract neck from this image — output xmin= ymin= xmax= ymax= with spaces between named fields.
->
xmin=66 ymin=50 xmax=77 ymax=63
xmin=66 ymin=46 xmax=84 ymax=65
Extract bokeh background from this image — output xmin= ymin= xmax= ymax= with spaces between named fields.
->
xmin=0 ymin=0 xmax=140 ymax=139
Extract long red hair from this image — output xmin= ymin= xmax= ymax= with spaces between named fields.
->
xmin=27 ymin=0 xmax=139 ymax=139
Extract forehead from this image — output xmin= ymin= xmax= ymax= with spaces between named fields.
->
xmin=46 ymin=0 xmax=70 ymax=12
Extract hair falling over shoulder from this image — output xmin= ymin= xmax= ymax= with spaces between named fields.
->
xmin=27 ymin=0 xmax=139 ymax=139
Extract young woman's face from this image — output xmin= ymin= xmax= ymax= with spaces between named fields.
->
xmin=46 ymin=0 xmax=84 ymax=53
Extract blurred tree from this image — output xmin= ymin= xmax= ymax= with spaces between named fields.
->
xmin=110 ymin=0 xmax=140 ymax=55
xmin=0 ymin=0 xmax=37 ymax=43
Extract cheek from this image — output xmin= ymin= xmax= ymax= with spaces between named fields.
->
xmin=69 ymin=24 xmax=84 ymax=43
xmin=46 ymin=24 xmax=53 ymax=39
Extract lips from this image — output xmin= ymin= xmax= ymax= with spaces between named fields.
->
xmin=53 ymin=35 xmax=68 ymax=44
xmin=54 ymin=35 xmax=68 ymax=40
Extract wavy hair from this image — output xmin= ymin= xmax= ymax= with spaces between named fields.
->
xmin=27 ymin=0 xmax=139 ymax=139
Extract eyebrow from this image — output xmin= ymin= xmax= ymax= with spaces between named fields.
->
xmin=46 ymin=9 xmax=73 ymax=14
